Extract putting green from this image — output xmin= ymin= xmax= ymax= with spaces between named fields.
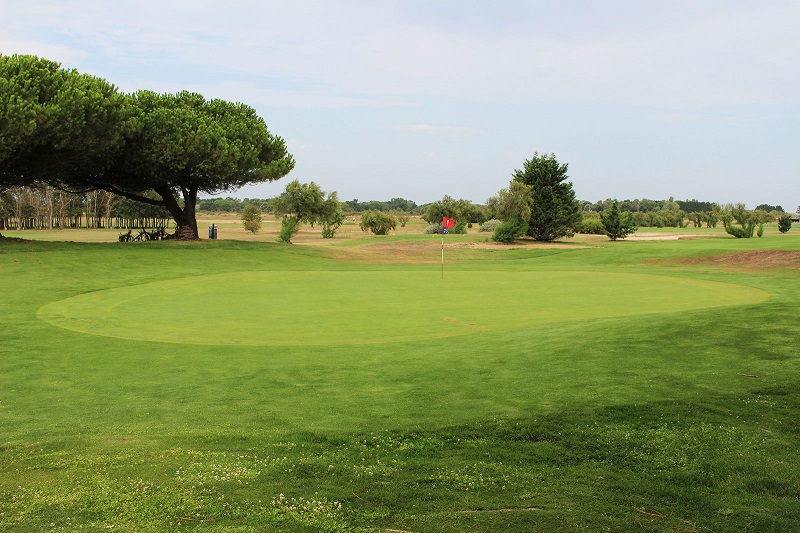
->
xmin=38 ymin=270 xmax=768 ymax=345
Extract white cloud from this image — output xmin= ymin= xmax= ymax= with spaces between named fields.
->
xmin=4 ymin=1 xmax=798 ymax=108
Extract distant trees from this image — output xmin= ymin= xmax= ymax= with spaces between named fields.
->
xmin=755 ymin=204 xmax=783 ymax=213
xmin=196 ymin=197 xmax=273 ymax=213
xmin=676 ymin=199 xmax=715 ymax=213
xmin=0 ymin=186 xmax=171 ymax=230
xmin=600 ymin=200 xmax=637 ymax=241
xmin=344 ymin=197 xmax=418 ymax=213
xmin=241 ymin=204 xmax=262 ymax=233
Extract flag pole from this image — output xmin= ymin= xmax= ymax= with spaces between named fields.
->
xmin=441 ymin=216 xmax=454 ymax=279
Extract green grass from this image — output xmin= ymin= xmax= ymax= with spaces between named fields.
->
xmin=38 ymin=270 xmax=765 ymax=345
xmin=1 ymin=234 xmax=799 ymax=531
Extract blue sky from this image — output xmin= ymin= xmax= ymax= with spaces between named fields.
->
xmin=3 ymin=0 xmax=798 ymax=209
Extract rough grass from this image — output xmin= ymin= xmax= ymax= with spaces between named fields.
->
xmin=1 ymin=231 xmax=799 ymax=531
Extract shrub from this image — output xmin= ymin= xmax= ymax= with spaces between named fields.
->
xmin=241 ymin=204 xmax=262 ymax=233
xmin=492 ymin=219 xmax=525 ymax=243
xmin=359 ymin=210 xmax=396 ymax=235
xmin=479 ymin=219 xmax=502 ymax=232
xmin=778 ymin=214 xmax=792 ymax=233
xmin=424 ymin=222 xmax=466 ymax=235
xmin=722 ymin=204 xmax=756 ymax=238
xmin=278 ymin=217 xmax=300 ymax=243
xmin=453 ymin=219 xmax=468 ymax=234
xmin=578 ymin=218 xmax=605 ymax=235
xmin=424 ymin=223 xmax=442 ymax=234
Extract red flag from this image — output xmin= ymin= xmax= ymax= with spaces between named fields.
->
xmin=442 ymin=217 xmax=456 ymax=229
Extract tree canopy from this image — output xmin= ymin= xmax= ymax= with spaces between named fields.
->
xmin=99 ymin=90 xmax=295 ymax=238
xmin=0 ymin=54 xmax=295 ymax=238
xmin=0 ymin=54 xmax=129 ymax=190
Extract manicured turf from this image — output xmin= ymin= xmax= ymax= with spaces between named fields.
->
xmin=1 ymin=230 xmax=799 ymax=531
xmin=38 ymin=270 xmax=767 ymax=345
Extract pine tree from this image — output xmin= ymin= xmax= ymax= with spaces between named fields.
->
xmin=600 ymin=199 xmax=637 ymax=241
xmin=512 ymin=152 xmax=581 ymax=241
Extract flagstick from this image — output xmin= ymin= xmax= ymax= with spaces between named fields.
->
xmin=441 ymin=232 xmax=444 ymax=279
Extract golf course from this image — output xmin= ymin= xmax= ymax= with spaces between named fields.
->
xmin=1 ymin=224 xmax=799 ymax=531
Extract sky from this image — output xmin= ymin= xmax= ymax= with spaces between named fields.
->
xmin=2 ymin=0 xmax=798 ymax=209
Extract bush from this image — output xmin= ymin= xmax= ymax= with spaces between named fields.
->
xmin=578 ymin=217 xmax=605 ymax=234
xmin=424 ymin=222 xmax=466 ymax=235
xmin=479 ymin=219 xmax=501 ymax=232
xmin=492 ymin=219 xmax=525 ymax=243
xmin=359 ymin=210 xmax=396 ymax=235
xmin=241 ymin=204 xmax=262 ymax=233
xmin=424 ymin=223 xmax=443 ymax=234
xmin=278 ymin=216 xmax=300 ymax=243
xmin=778 ymin=214 xmax=792 ymax=233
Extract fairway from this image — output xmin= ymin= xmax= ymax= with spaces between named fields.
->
xmin=38 ymin=269 xmax=768 ymax=345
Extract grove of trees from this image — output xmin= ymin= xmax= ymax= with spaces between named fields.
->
xmin=0 ymin=186 xmax=171 ymax=231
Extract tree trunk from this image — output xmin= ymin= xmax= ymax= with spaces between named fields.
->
xmin=154 ymin=185 xmax=199 ymax=239
xmin=45 ymin=186 xmax=54 ymax=230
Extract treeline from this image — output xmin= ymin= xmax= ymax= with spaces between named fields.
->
xmin=4 ymin=185 xmax=791 ymax=234
xmin=0 ymin=186 xmax=172 ymax=231
xmin=584 ymin=197 xmax=785 ymax=215
xmin=196 ymin=196 xmax=421 ymax=214
xmin=580 ymin=197 xmax=789 ymax=230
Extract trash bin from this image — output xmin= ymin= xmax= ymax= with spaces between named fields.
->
xmin=208 ymin=224 xmax=218 ymax=239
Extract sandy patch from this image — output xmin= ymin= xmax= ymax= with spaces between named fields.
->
xmin=666 ymin=250 xmax=800 ymax=269
xmin=625 ymin=232 xmax=709 ymax=241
